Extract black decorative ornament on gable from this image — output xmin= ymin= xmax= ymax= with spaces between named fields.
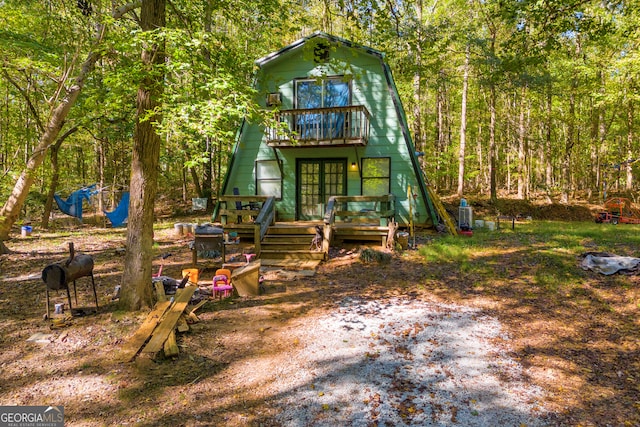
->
xmin=313 ymin=41 xmax=331 ymax=63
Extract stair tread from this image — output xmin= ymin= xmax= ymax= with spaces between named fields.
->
xmin=260 ymin=250 xmax=323 ymax=255
xmin=260 ymin=259 xmax=322 ymax=269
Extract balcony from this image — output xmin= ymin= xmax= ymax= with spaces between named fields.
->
xmin=266 ymin=105 xmax=371 ymax=148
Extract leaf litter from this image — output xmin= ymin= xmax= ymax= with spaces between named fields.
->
xmin=272 ymin=296 xmax=549 ymax=426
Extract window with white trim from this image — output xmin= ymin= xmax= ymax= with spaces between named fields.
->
xmin=256 ymin=160 xmax=282 ymax=198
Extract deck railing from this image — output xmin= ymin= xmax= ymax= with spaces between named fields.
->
xmin=267 ymin=105 xmax=371 ymax=147
xmin=322 ymin=194 xmax=396 ymax=250
xmin=213 ymin=195 xmax=275 ymax=256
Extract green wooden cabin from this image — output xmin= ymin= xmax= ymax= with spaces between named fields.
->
xmin=215 ymin=32 xmax=437 ymax=255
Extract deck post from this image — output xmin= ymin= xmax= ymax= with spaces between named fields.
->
xmin=253 ymin=224 xmax=261 ymax=256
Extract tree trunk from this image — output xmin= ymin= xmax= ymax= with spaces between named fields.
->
xmin=589 ymin=70 xmax=604 ymax=199
xmin=588 ymin=97 xmax=598 ymax=200
xmin=597 ymin=96 xmax=607 ymax=199
xmin=489 ymin=81 xmax=497 ymax=202
xmin=203 ymin=136 xmax=213 ymax=200
xmin=457 ymin=45 xmax=469 ymax=197
xmin=182 ymin=162 xmax=188 ymax=202
xmin=42 ymin=145 xmax=61 ymax=230
xmin=119 ymin=0 xmax=166 ymax=311
xmin=41 ymin=127 xmax=80 ymax=228
xmin=190 ymin=167 xmax=203 ymax=197
xmin=476 ymin=122 xmax=485 ymax=192
xmin=545 ymin=83 xmax=553 ymax=193
xmin=626 ymin=96 xmax=634 ymax=191
xmin=561 ymin=81 xmax=577 ymax=204
xmin=436 ymin=82 xmax=444 ymax=188
xmin=0 ymin=2 xmax=139 ymax=254
xmin=413 ymin=72 xmax=423 ymax=161
xmin=96 ymin=133 xmax=106 ymax=215
xmin=517 ymin=85 xmax=528 ymax=200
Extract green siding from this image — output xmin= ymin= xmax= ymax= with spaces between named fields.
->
xmin=224 ymin=34 xmax=433 ymax=227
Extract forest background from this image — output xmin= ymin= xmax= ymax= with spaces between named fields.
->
xmin=0 ymin=0 xmax=638 ymax=303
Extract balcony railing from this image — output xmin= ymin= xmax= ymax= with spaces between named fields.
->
xmin=266 ymin=105 xmax=371 ymax=147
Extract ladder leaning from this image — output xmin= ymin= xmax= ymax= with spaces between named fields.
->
xmin=426 ymin=186 xmax=457 ymax=236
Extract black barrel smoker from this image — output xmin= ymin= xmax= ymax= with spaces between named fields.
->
xmin=41 ymin=243 xmax=98 ymax=319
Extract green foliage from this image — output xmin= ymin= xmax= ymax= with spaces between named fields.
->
xmin=1 ymin=0 xmax=640 ymax=215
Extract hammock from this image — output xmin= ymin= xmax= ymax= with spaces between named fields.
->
xmin=104 ymin=192 xmax=129 ymax=227
xmin=53 ymin=185 xmax=97 ymax=220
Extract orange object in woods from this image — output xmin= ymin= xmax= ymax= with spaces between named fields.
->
xmin=215 ymin=268 xmax=232 ymax=280
xmin=182 ymin=268 xmax=199 ymax=285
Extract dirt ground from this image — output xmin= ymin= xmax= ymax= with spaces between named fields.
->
xmin=0 ymin=197 xmax=638 ymax=426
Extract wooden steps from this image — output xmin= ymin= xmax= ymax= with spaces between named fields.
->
xmin=260 ymin=258 xmax=322 ymax=269
xmin=259 ymin=223 xmax=325 ymax=268
xmin=260 ymin=249 xmax=326 ymax=260
xmin=332 ymin=224 xmax=390 ymax=245
xmin=256 ymin=220 xmax=391 ymax=268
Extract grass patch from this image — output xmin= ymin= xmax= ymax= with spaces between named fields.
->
xmin=419 ymin=235 xmax=474 ymax=264
xmin=421 ymin=220 xmax=640 ymax=292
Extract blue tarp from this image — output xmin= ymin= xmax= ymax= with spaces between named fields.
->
xmin=53 ymin=184 xmax=97 ymax=220
xmin=104 ymin=192 xmax=129 ymax=227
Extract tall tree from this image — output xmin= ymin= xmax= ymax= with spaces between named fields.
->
xmin=516 ymin=85 xmax=529 ymax=199
xmin=457 ymin=44 xmax=470 ymax=196
xmin=119 ymin=0 xmax=166 ymax=311
xmin=0 ymin=1 xmax=139 ymax=254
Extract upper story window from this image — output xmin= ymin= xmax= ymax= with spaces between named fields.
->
xmin=295 ymin=77 xmax=351 ymax=109
xmin=294 ymin=77 xmax=351 ymax=139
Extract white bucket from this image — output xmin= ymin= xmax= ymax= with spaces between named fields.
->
xmin=486 ymin=221 xmax=496 ymax=231
xmin=21 ymin=225 xmax=32 ymax=237
xmin=475 ymin=220 xmax=485 ymax=229
xmin=184 ymin=223 xmax=194 ymax=235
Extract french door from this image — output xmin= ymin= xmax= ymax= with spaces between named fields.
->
xmin=297 ymin=159 xmax=347 ymax=220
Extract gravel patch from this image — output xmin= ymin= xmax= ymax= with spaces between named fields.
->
xmin=273 ymin=297 xmax=548 ymax=426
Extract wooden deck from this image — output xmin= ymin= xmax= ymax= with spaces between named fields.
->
xmin=211 ymin=194 xmax=396 ymax=268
